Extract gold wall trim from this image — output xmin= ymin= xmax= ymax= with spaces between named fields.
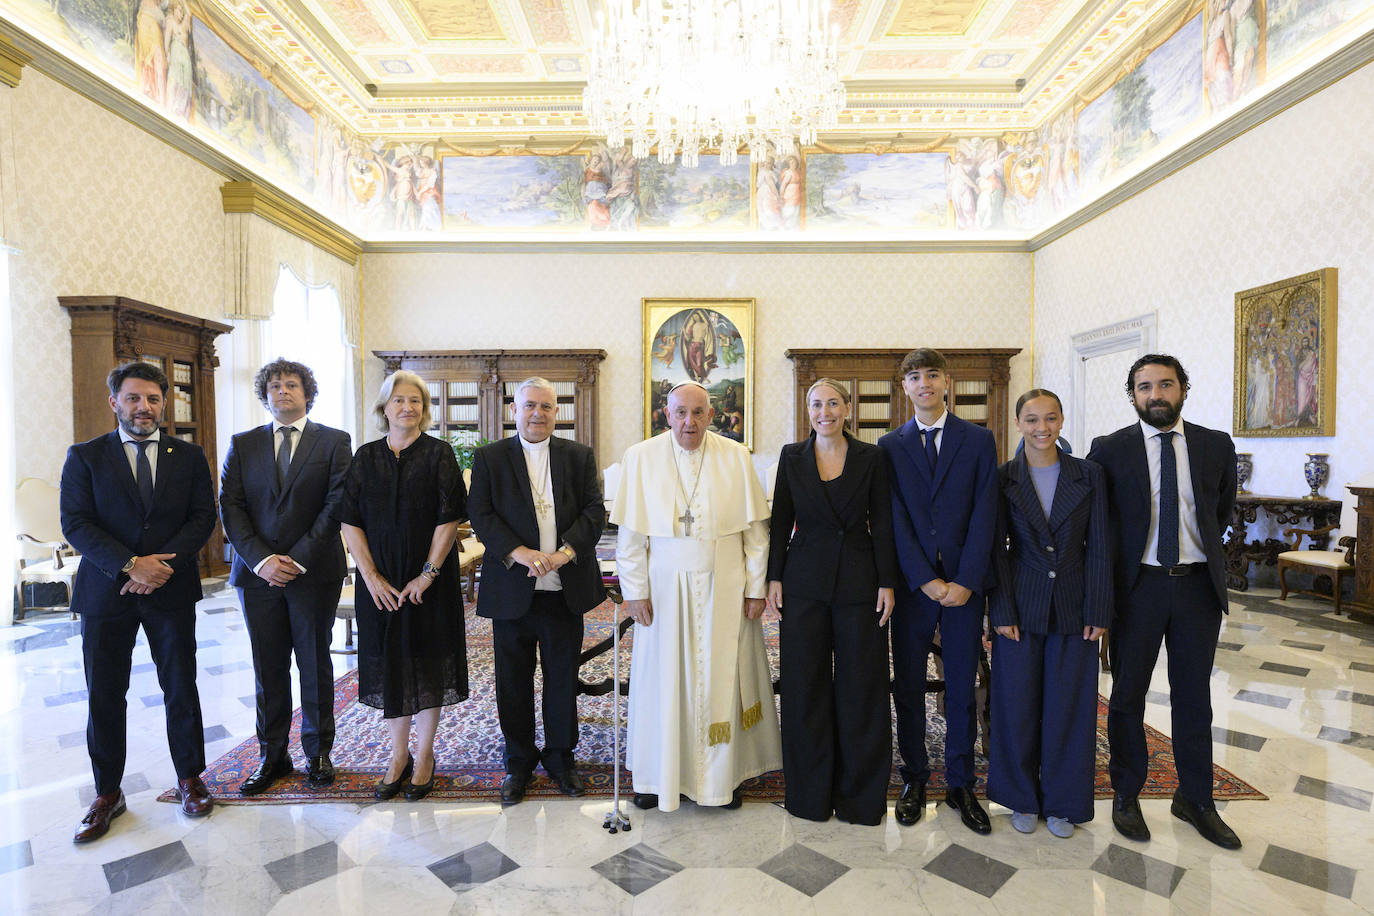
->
xmin=0 ymin=32 xmax=33 ymax=88
xmin=220 ymin=182 xmax=362 ymax=266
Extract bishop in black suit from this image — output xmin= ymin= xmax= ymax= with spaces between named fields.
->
xmin=1088 ymin=354 xmax=1241 ymax=850
xmin=467 ymin=378 xmax=605 ymax=804
xmin=60 ymin=362 xmax=217 ymax=842
xmin=220 ymin=359 xmax=353 ymax=793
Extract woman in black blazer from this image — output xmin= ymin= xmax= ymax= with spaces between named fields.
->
xmin=766 ymin=378 xmax=900 ymax=824
xmin=987 ymin=389 xmax=1111 ymax=839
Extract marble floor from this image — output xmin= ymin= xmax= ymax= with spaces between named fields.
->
xmin=2 ymin=585 xmax=1374 ymax=914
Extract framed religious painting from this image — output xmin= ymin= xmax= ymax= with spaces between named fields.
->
xmin=643 ymin=298 xmax=755 ymax=450
xmin=1233 ymin=268 xmax=1337 ymax=437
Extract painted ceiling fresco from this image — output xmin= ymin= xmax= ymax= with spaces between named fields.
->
xmin=1 ymin=0 xmax=1371 ymax=240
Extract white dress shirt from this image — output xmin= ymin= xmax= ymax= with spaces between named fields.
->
xmin=118 ymin=426 xmax=161 ymax=482
xmin=253 ymin=417 xmax=310 ymax=577
xmin=1139 ymin=418 xmax=1208 ymax=566
xmin=520 ymin=435 xmax=562 ymax=591
xmin=916 ymin=409 xmax=948 ymax=452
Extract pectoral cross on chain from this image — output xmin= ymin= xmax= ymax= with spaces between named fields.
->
xmin=533 ymin=493 xmax=552 ymax=519
xmin=678 ymin=507 xmax=695 ymax=536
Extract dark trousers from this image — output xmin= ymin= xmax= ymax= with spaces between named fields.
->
xmin=491 ymin=591 xmax=585 ymax=777
xmin=82 ymin=602 xmax=205 ymax=796
xmin=239 ymin=580 xmax=343 ymax=761
xmin=780 ymin=596 xmax=892 ymax=825
xmin=890 ymin=586 xmax=983 ymax=788
xmin=987 ymin=630 xmax=1099 ymax=823
xmin=1108 ymin=568 xmax=1223 ymax=805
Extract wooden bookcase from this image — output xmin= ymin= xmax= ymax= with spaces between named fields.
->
xmin=784 ymin=348 xmax=1022 ymax=461
xmin=60 ymin=296 xmax=232 ymax=576
xmin=373 ymin=349 xmax=607 ymax=460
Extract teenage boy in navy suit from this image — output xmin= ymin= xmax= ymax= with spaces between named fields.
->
xmin=879 ymin=348 xmax=999 ymax=834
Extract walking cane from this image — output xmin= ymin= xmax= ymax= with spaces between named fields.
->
xmin=603 ymin=583 xmax=631 ymax=835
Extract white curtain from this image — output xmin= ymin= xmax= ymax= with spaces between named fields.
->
xmin=270 ymin=265 xmax=353 ymax=436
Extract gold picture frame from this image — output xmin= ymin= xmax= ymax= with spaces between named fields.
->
xmin=643 ymin=298 xmax=755 ymax=450
xmin=1233 ymin=268 xmax=1337 ymax=438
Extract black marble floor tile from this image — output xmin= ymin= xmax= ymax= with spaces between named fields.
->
xmin=1258 ymin=844 xmax=1356 ymax=899
xmin=131 ymin=662 xmax=158 ymax=675
xmin=758 ymin=844 xmax=849 ymax=897
xmin=429 ymin=841 xmax=521 ymax=892
xmin=922 ymin=844 xmax=1016 ymax=899
xmin=1211 ymin=727 xmax=1267 ymax=751
xmin=140 ymin=694 xmax=164 ymax=708
xmin=264 ymin=841 xmax=353 ymax=895
xmin=202 ymin=604 xmax=239 ymax=615
xmin=79 ymin=772 xmax=151 ymax=807
xmin=203 ymin=725 xmax=233 ymax=743
xmin=1145 ymin=690 xmax=1170 ymax=706
xmin=43 ymin=689 xmax=88 ymax=707
xmin=0 ymin=840 xmax=32 ymax=876
xmin=238 ymin=695 xmax=257 ymax=708
xmin=1316 ymin=726 xmax=1374 ymax=749
xmin=1259 ymin=661 xmax=1311 ymax=677
xmin=1293 ymin=775 xmax=1373 ymax=811
xmin=57 ymin=729 xmax=86 ymax=749
xmin=1334 ymin=689 xmax=1374 ymax=707
xmin=1351 ymin=661 xmax=1374 ymax=674
xmin=1281 ymin=640 xmax=1325 ymax=652
xmin=1215 ymin=641 xmax=1244 ymax=652
xmin=591 ymin=843 xmax=683 ymax=896
xmin=1091 ymin=844 xmax=1185 ymax=898
xmin=5 ymin=628 xmax=77 ymax=654
xmin=205 ymin=660 xmax=253 ymax=676
xmin=1228 ymin=622 xmax=1264 ymax=631
xmin=103 ymin=840 xmax=194 ymax=894
xmin=1233 ymin=689 xmax=1291 ymax=709
xmin=195 ymin=640 xmax=220 ymax=649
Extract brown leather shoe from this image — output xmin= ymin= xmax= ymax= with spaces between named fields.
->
xmin=74 ymin=790 xmax=126 ymax=843
xmin=175 ymin=777 xmax=214 ymax=817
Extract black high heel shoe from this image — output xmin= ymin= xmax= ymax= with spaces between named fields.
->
xmin=404 ymin=757 xmax=436 ymax=801
xmin=375 ymin=755 xmax=413 ymax=800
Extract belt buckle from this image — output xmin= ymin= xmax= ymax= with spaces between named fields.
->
xmin=1167 ymin=564 xmax=1189 ymax=577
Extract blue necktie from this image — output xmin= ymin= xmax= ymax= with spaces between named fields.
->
xmin=1157 ymin=431 xmax=1179 ymax=567
xmin=922 ymin=426 xmax=939 ymax=473
xmin=135 ymin=440 xmax=154 ymax=515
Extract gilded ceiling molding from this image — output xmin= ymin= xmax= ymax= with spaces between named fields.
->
xmin=811 ymin=135 xmax=952 ymax=154
xmin=0 ymin=32 xmax=33 ymax=88
xmin=220 ymin=182 xmax=362 ymax=266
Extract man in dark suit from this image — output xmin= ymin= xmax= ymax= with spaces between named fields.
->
xmin=60 ymin=362 xmax=218 ymax=842
xmin=467 ymin=377 xmax=605 ymax=805
xmin=879 ymin=348 xmax=999 ymax=834
xmin=1088 ymin=353 xmax=1240 ymax=849
xmin=220 ymin=358 xmax=353 ymax=794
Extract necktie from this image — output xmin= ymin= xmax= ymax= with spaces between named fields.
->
xmin=277 ymin=427 xmax=295 ymax=488
xmin=922 ymin=426 xmax=939 ymax=473
xmin=1157 ymin=431 xmax=1179 ymax=567
xmin=135 ymin=440 xmax=154 ymax=514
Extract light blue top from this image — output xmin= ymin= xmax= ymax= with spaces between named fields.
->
xmin=1028 ymin=461 xmax=1061 ymax=520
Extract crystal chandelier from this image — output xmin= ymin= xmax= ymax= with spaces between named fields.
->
xmin=584 ymin=0 xmax=846 ymax=167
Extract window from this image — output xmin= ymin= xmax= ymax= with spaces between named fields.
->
xmin=271 ymin=265 xmax=352 ymax=434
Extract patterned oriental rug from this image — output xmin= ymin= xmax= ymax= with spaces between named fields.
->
xmin=169 ymin=601 xmax=1266 ymax=805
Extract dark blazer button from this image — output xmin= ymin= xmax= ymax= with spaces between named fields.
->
xmin=929 ymin=529 xmax=937 ymax=536
xmin=1047 ymin=570 xmax=1056 ymax=579
xmin=143 ymin=523 xmax=151 ymax=530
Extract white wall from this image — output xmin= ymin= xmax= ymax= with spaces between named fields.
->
xmin=1033 ymin=60 xmax=1374 ymax=511
xmin=360 ymin=250 xmax=1033 ymax=466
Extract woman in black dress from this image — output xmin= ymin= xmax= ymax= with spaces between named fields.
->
xmin=765 ymin=378 xmax=899 ymax=824
xmin=336 ymin=370 xmax=468 ymax=801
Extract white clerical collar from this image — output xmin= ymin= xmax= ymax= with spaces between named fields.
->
xmin=671 ymin=434 xmax=706 ymax=460
xmin=273 ymin=417 xmax=307 ymax=435
xmin=118 ymin=426 xmax=160 ymax=445
xmin=917 ymin=410 xmax=948 ymax=433
xmin=519 ymin=434 xmax=551 ymax=453
xmin=1139 ymin=418 xmax=1185 ymax=440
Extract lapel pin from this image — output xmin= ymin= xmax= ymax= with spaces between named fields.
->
xmin=166 ymin=447 xmax=173 ymax=453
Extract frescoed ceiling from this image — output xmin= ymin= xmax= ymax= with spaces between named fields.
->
xmin=208 ymin=0 xmax=1171 ymax=136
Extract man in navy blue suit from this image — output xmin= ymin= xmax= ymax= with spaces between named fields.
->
xmin=60 ymin=362 xmax=217 ymax=842
xmin=1089 ymin=354 xmax=1240 ymax=850
xmin=879 ymin=348 xmax=998 ymax=833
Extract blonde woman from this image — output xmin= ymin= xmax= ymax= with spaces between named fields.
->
xmin=335 ymin=370 xmax=468 ymax=800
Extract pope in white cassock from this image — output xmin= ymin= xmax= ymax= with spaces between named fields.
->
xmin=612 ymin=382 xmax=781 ymax=811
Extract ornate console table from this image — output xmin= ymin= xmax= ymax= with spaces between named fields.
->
xmin=1225 ymin=494 xmax=1342 ymax=591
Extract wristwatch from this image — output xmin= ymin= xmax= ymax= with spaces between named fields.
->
xmin=559 ymin=545 xmax=576 ymax=562
xmin=121 ymin=556 xmax=137 ymax=575
xmin=421 ymin=561 xmax=441 ymax=580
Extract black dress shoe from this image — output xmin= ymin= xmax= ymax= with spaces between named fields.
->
xmin=306 ymin=756 xmax=335 ymax=788
xmin=722 ymin=785 xmax=745 ymax=809
xmin=894 ymin=782 xmax=926 ymax=826
xmin=551 ymin=768 xmax=586 ymax=797
xmin=1112 ymin=793 xmax=1151 ymax=841
xmin=240 ymin=757 xmax=293 ymax=796
xmin=632 ymin=793 xmax=659 ymax=810
xmin=375 ymin=755 xmax=413 ymax=801
xmin=945 ymin=787 xmax=991 ymax=835
xmin=404 ymin=759 xmax=436 ymax=801
xmin=1171 ymin=792 xmax=1241 ymax=849
xmin=501 ymin=772 xmax=530 ymax=806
